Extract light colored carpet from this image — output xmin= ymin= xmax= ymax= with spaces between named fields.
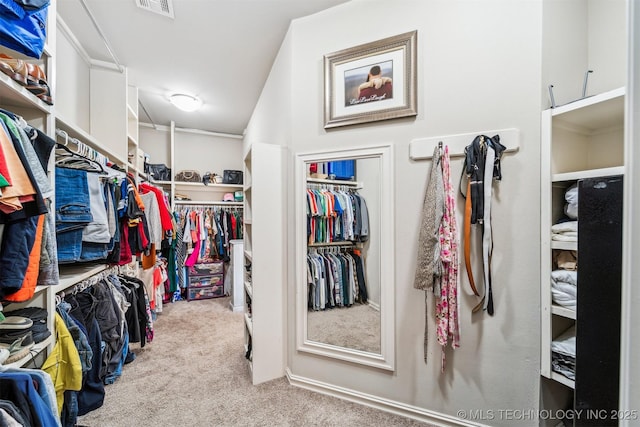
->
xmin=307 ymin=303 xmax=381 ymax=353
xmin=77 ymin=296 xmax=430 ymax=427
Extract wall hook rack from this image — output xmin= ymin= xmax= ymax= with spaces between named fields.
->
xmin=408 ymin=128 xmax=520 ymax=161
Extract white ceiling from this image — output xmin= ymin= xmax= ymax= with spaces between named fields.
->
xmin=56 ymin=0 xmax=349 ymax=136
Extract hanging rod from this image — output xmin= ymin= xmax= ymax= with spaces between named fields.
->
xmin=173 ymin=200 xmax=244 ymax=207
xmin=55 ymin=128 xmax=108 ymax=165
xmin=308 ymin=241 xmax=357 ymax=247
xmin=307 ymin=177 xmax=360 ymax=187
xmin=79 ymin=0 xmax=124 ymax=73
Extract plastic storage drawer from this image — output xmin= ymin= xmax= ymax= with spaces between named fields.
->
xmin=188 ymin=274 xmax=223 ymax=288
xmin=187 ymin=285 xmax=224 ymax=301
xmin=189 ymin=261 xmax=224 ymax=276
xmin=327 ymin=160 xmax=355 ymax=181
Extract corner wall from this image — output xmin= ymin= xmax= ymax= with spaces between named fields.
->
xmin=246 ymin=1 xmax=544 ymax=425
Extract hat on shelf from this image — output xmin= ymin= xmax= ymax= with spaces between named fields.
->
xmin=0 ymin=316 xmax=33 ymax=330
xmin=223 ymin=193 xmax=234 ymax=202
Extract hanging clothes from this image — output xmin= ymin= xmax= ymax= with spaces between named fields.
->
xmin=0 ymin=109 xmax=56 ymax=302
xmin=414 ymin=143 xmax=461 ymax=371
xmin=435 ymin=145 xmax=460 ymax=370
xmin=173 ymin=205 xmax=243 ymax=288
xmin=307 ymin=248 xmax=367 ymax=311
xmin=306 ymin=186 xmax=369 ymax=244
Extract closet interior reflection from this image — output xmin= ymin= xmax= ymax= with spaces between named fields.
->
xmin=296 ymin=146 xmax=394 ymax=370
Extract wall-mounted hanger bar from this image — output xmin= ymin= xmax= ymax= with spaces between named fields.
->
xmin=307 ymin=241 xmax=359 ymax=248
xmin=307 ymin=177 xmax=360 ymax=187
xmin=409 ymin=128 xmax=520 ymax=161
xmin=55 ymin=128 xmax=109 ymax=165
xmin=79 ymin=0 xmax=124 ymax=73
xmin=173 ymin=200 xmax=243 ymax=207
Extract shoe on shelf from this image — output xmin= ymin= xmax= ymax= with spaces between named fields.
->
xmin=0 ymin=53 xmax=28 ymax=86
xmin=0 ymin=333 xmax=35 ymax=365
xmin=25 ymin=62 xmax=53 ymax=105
xmin=0 ymin=330 xmax=34 ymax=347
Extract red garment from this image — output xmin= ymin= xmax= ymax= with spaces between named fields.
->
xmin=119 ymin=225 xmax=132 ymax=265
xmin=230 ymin=214 xmax=237 ymax=239
xmin=139 ymin=183 xmax=173 ymax=232
xmin=137 ymin=221 xmax=149 ymax=251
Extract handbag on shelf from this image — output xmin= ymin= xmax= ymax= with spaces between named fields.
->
xmin=175 ymin=170 xmax=201 ymax=183
xmin=223 ymin=169 xmax=243 ymax=185
xmin=145 ymin=163 xmax=171 ymax=181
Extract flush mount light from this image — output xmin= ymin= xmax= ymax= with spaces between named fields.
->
xmin=169 ymin=93 xmax=202 ymax=112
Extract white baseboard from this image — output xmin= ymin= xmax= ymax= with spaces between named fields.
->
xmin=229 ymin=302 xmax=244 ymax=313
xmin=285 ymin=368 xmax=485 ymax=427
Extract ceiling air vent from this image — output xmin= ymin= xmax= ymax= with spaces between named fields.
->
xmin=135 ymin=0 xmax=175 ymax=19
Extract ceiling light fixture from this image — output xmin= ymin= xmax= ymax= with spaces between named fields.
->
xmin=169 ymin=93 xmax=202 ymax=112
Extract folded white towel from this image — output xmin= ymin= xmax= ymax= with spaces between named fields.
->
xmin=552 ymin=325 xmax=576 ymax=357
xmin=551 ymin=221 xmax=578 ymax=233
xmin=551 ymin=234 xmax=577 ymax=242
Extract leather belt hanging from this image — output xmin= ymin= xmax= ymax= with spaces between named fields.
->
xmin=460 ymin=135 xmax=505 ymax=315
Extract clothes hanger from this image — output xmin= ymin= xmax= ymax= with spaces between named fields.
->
xmin=56 ymin=141 xmax=107 ymax=174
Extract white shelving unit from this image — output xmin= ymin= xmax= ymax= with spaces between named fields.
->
xmin=0 ymin=11 xmax=148 ymax=369
xmin=0 ymin=11 xmax=57 ymax=367
xmin=139 ymin=121 xmax=245 ymax=209
xmin=540 ymin=87 xmax=625 ymax=400
xmin=242 ymin=143 xmax=285 ymax=385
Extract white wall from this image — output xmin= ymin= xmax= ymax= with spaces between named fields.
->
xmin=541 ymin=0 xmax=626 ymax=108
xmin=245 ymin=0 xmax=544 ymax=425
xmin=173 ymin=131 xmax=243 ymax=178
xmin=243 ymin=26 xmax=294 ymax=154
xmin=56 ymin=22 xmax=91 ymax=131
xmin=139 ymin=126 xmax=171 ymax=166
xmin=588 ymin=0 xmax=626 ymax=95
xmin=542 ymin=0 xmax=588 ymax=108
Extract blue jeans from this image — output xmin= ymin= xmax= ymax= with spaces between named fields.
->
xmin=55 ymin=168 xmax=92 ymax=263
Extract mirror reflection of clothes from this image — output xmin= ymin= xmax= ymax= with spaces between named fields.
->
xmin=306 ymin=188 xmax=369 ymax=244
xmin=307 ymin=250 xmax=367 ymax=311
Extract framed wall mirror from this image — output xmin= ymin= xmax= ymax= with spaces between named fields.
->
xmin=295 ymin=145 xmax=395 ymax=371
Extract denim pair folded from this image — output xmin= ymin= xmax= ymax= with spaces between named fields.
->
xmin=56 ymin=167 xmax=92 ymax=263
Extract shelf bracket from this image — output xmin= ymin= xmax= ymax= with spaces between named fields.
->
xmin=409 ymin=128 xmax=520 ymax=161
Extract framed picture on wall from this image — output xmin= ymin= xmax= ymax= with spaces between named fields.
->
xmin=324 ymin=30 xmax=417 ymax=129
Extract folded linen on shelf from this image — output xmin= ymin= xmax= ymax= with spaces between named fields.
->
xmin=551 ymin=325 xmax=576 ymax=380
xmin=551 ymin=220 xmax=578 ymax=242
xmin=551 ymin=233 xmax=577 ymax=242
xmin=551 ymin=269 xmax=577 ymax=309
xmin=551 ymin=221 xmax=577 ymax=233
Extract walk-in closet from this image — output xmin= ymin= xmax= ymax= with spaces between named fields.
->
xmin=1 ymin=0 xmax=639 ymax=426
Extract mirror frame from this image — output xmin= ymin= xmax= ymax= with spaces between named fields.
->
xmin=295 ymin=144 xmax=395 ymax=371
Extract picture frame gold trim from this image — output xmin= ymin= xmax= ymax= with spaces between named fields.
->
xmin=324 ymin=30 xmax=417 ymax=129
